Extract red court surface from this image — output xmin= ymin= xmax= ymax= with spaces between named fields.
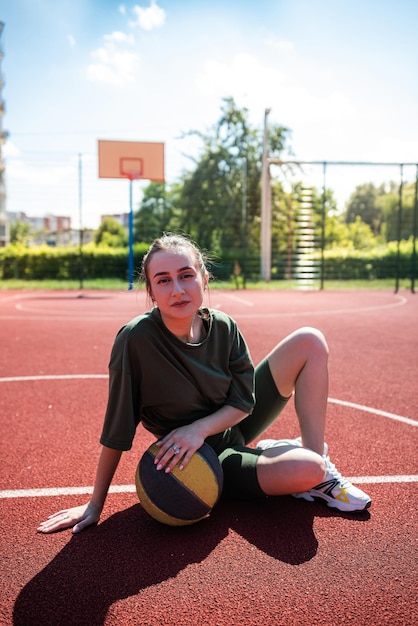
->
xmin=0 ymin=288 xmax=417 ymax=626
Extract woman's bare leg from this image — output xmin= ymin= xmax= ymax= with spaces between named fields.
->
xmin=255 ymin=327 xmax=329 ymax=495
xmin=256 ymin=445 xmax=326 ymax=496
xmin=266 ymin=327 xmax=329 ymax=454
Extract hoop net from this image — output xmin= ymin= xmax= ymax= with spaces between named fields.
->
xmin=120 ymin=157 xmax=144 ymax=181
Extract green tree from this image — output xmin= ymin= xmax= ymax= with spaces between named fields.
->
xmin=347 ymin=216 xmax=377 ymax=249
xmin=94 ymin=217 xmax=128 ymax=247
xmin=323 ymin=214 xmax=351 ymax=248
xmin=10 ymin=220 xmax=32 ymax=245
xmin=176 ymin=97 xmax=292 ymax=255
xmin=134 ymin=182 xmax=179 ymax=243
xmin=378 ymin=180 xmax=416 ymax=241
xmin=345 ymin=183 xmax=385 ymax=236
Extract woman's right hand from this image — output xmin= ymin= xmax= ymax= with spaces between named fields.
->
xmin=37 ymin=501 xmax=102 ymax=534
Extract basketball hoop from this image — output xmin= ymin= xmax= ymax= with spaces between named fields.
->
xmin=98 ymin=140 xmax=164 ymax=182
xmin=97 ymin=139 xmax=165 ymax=290
xmin=120 ymin=157 xmax=143 ymax=181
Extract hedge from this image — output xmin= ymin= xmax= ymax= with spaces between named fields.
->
xmin=211 ymin=239 xmax=415 ymax=281
xmin=0 ymin=243 xmax=148 ymax=281
xmin=0 ymin=239 xmax=415 ymax=282
xmin=320 ymin=240 xmax=414 ymax=280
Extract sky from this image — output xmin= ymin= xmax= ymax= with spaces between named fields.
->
xmin=1 ymin=0 xmax=418 ymax=229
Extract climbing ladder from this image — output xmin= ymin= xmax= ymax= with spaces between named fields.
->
xmin=291 ymin=187 xmax=320 ymax=288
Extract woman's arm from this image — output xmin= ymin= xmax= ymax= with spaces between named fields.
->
xmin=37 ymin=446 xmax=123 ymax=534
xmin=154 ymin=405 xmax=249 ymax=473
xmin=191 ymin=404 xmax=249 ymax=440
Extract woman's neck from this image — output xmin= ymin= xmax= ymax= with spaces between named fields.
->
xmin=160 ymin=311 xmax=204 ymax=344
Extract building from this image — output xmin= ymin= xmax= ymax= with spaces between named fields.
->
xmin=101 ymin=213 xmax=130 ymax=229
xmin=7 ymin=211 xmax=94 ymax=247
xmin=32 ymin=228 xmax=95 ymax=247
xmin=7 ymin=211 xmax=72 ymax=233
xmin=44 ymin=215 xmax=72 ymax=232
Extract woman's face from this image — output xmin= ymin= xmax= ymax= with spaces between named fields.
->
xmin=147 ymin=248 xmax=208 ymax=322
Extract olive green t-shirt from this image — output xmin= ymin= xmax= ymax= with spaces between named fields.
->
xmin=100 ymin=308 xmax=255 ymax=451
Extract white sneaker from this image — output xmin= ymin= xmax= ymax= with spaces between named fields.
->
xmin=256 ymin=436 xmax=329 ymax=456
xmin=292 ymin=456 xmax=372 ymax=512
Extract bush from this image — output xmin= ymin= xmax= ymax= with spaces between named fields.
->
xmin=0 ymin=240 xmax=415 ymax=282
xmin=0 ymin=243 xmax=150 ymax=281
xmin=321 ymin=239 xmax=414 ymax=280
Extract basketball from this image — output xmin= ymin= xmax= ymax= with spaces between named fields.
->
xmin=135 ymin=442 xmax=224 ymax=526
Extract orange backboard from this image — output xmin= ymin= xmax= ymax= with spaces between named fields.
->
xmin=98 ymin=140 xmax=165 ymax=181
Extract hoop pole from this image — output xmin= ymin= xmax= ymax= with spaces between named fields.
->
xmin=128 ymin=179 xmax=134 ymax=290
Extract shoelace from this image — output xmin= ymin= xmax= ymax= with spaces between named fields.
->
xmin=324 ymin=457 xmax=351 ymax=487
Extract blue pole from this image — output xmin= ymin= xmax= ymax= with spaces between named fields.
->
xmin=128 ymin=179 xmax=134 ymax=290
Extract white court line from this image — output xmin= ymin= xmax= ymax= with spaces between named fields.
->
xmin=0 ymin=374 xmax=418 ymax=426
xmin=219 ymin=293 xmax=254 ymax=306
xmin=347 ymin=476 xmax=418 ymax=484
xmin=232 ymin=296 xmax=407 ymax=318
xmin=0 ymin=315 xmax=124 ymax=321
xmin=328 ymin=398 xmax=418 ymax=427
xmin=0 ymin=485 xmax=136 ymax=499
xmin=1 ymin=476 xmax=418 ymax=500
xmin=0 ymin=374 xmax=108 ymax=383
xmin=0 ymin=375 xmax=416 ymax=500
xmin=0 ymin=376 xmax=416 ymax=428
xmin=0 ymin=292 xmax=407 ymax=321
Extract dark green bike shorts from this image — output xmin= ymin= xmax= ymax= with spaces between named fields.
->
xmin=206 ymin=357 xmax=290 ymax=500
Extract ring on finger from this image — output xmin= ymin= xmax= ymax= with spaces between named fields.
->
xmin=171 ymin=444 xmax=180 ymax=454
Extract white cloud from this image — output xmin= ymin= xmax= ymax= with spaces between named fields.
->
xmin=4 ymin=140 xmax=21 ymax=158
xmin=197 ymin=54 xmax=284 ymax=97
xmin=67 ymin=34 xmax=76 ymax=47
xmin=265 ymin=38 xmax=294 ymax=52
xmin=197 ymin=52 xmax=355 ymax=129
xmin=119 ymin=4 xmax=127 ymax=16
xmin=197 ymin=53 xmax=285 ymax=106
xmin=284 ymin=88 xmax=355 ymax=125
xmin=87 ymin=32 xmax=139 ymax=86
xmin=130 ymin=1 xmax=166 ymax=31
xmin=6 ymin=159 xmax=75 ymax=188
xmin=104 ymin=31 xmax=135 ymax=45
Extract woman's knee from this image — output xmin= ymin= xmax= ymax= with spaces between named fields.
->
xmin=256 ymin=448 xmax=326 ymax=496
xmin=294 ymin=327 xmax=329 ymax=359
xmin=265 ymin=327 xmax=329 ymax=398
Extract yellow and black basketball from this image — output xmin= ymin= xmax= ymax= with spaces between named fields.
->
xmin=135 ymin=442 xmax=224 ymax=526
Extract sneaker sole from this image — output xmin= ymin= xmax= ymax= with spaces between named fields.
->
xmin=292 ymin=491 xmax=372 ymax=513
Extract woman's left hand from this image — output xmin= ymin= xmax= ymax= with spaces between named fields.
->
xmin=154 ymin=424 xmax=205 ymax=472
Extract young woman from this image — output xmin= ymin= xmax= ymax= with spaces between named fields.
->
xmin=38 ymin=234 xmax=371 ymax=534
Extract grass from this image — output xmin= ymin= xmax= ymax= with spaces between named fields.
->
xmin=0 ymin=278 xmax=132 ymax=291
xmin=0 ymin=277 xmax=412 ymax=291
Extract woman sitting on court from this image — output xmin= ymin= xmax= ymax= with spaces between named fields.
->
xmin=38 ymin=233 xmax=371 ymax=534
